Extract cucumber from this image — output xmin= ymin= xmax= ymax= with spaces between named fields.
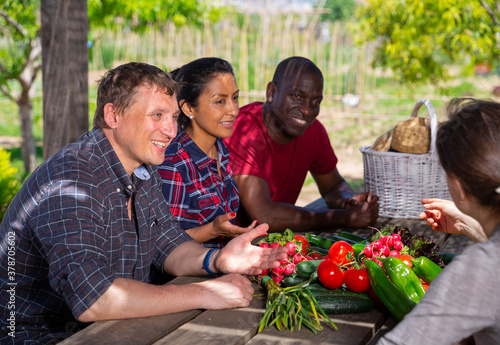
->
xmin=310 ymin=246 xmax=329 ymax=256
xmin=308 ymin=284 xmax=371 ymax=299
xmin=438 ymin=252 xmax=459 ymax=265
xmin=309 ymin=294 xmax=374 ymax=315
xmin=328 ymin=235 xmax=358 ymax=245
xmin=296 ymin=260 xmax=323 ymax=278
xmin=282 ymin=275 xmax=307 ymax=287
xmin=337 ymin=231 xmax=370 ymax=244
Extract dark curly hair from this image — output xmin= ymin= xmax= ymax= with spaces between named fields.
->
xmin=170 ymin=57 xmax=235 ymax=129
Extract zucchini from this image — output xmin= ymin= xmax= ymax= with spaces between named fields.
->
xmin=438 ymin=252 xmax=459 ymax=265
xmin=305 ymin=234 xmax=336 ymax=250
xmin=337 ymin=231 xmax=370 ymax=244
xmin=328 ymin=235 xmax=358 ymax=245
xmin=296 ymin=260 xmax=323 ymax=278
xmin=282 ymin=275 xmax=307 ymax=287
xmin=308 ymin=294 xmax=374 ymax=315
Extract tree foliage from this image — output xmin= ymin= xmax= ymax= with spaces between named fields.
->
xmin=0 ymin=0 xmax=40 ymax=99
xmin=355 ymin=0 xmax=500 ymax=85
xmin=319 ymin=0 xmax=357 ymax=23
xmin=88 ymin=0 xmax=226 ymax=31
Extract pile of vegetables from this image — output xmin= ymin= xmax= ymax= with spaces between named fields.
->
xmin=255 ymin=226 xmax=453 ymax=333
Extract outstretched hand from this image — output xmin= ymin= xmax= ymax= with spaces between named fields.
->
xmin=419 ymin=198 xmax=486 ymax=242
xmin=213 ymin=212 xmax=257 ymax=238
xmin=215 ymin=223 xmax=288 ymax=276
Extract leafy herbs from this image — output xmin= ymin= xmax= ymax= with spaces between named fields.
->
xmin=258 ymin=275 xmax=337 ymax=334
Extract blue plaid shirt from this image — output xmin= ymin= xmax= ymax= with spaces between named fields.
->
xmin=0 ymin=127 xmax=192 ymax=344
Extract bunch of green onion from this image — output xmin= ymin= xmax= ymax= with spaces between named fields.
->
xmin=258 ymin=275 xmax=338 ymax=334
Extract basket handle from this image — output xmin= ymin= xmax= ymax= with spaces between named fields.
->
xmin=410 ymin=99 xmax=438 ymax=154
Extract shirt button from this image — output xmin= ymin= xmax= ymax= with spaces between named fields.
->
xmin=116 ymin=188 xmax=121 ymax=192
xmin=127 ymin=185 xmax=132 ymax=190
xmin=125 ymin=201 xmax=128 ymax=206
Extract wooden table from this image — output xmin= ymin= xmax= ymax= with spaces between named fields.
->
xmin=59 ymin=218 xmax=474 ymax=345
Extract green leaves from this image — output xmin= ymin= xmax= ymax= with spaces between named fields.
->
xmin=355 ymin=0 xmax=499 ymax=85
xmin=87 ymin=0 xmax=226 ymax=31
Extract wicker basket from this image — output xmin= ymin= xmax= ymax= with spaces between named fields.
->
xmin=360 ymin=99 xmax=452 ymax=219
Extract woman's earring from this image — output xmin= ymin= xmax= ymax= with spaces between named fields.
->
xmin=188 ymin=115 xmax=193 ymax=119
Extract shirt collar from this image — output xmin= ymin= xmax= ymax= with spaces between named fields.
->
xmin=89 ymin=127 xmax=153 ymax=195
xmin=176 ymin=129 xmax=230 ymax=170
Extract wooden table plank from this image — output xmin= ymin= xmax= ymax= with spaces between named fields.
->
xmin=365 ymin=316 xmax=399 ymax=345
xmin=246 ymin=309 xmax=388 ymax=345
xmin=58 ymin=276 xmax=207 ymax=345
xmin=152 ymin=292 xmax=266 ymax=345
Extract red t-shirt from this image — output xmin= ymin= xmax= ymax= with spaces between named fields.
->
xmin=224 ymin=102 xmax=338 ymax=205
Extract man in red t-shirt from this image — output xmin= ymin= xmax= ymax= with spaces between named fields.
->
xmin=224 ymin=56 xmax=379 ymax=232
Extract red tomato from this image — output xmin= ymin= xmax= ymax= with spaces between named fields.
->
xmin=398 ymin=255 xmax=415 ymax=268
xmin=317 ymin=259 xmax=345 ymax=289
xmin=309 ymin=253 xmax=322 ymax=260
xmin=344 ymin=268 xmax=370 ymax=293
xmin=294 ymin=234 xmax=310 ymax=255
xmin=421 ymin=282 xmax=429 ymax=291
xmin=328 ymin=241 xmax=354 ymax=265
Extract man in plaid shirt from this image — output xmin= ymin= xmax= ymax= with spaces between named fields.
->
xmin=0 ymin=62 xmax=287 ymax=344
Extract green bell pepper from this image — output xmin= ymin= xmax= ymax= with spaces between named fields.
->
xmin=365 ymin=259 xmax=415 ymax=321
xmin=382 ymin=257 xmax=426 ymax=304
xmin=411 ymin=256 xmax=443 ymax=284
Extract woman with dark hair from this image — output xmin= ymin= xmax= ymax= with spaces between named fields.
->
xmin=158 ymin=57 xmax=254 ymax=248
xmin=378 ymin=98 xmax=500 ymax=344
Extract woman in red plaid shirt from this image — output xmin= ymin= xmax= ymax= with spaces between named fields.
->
xmin=158 ymin=58 xmax=255 ymax=248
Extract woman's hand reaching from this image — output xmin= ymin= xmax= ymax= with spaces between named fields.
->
xmin=419 ymin=198 xmax=487 ymax=242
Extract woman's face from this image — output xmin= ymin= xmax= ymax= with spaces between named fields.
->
xmin=188 ymin=73 xmax=239 ymax=141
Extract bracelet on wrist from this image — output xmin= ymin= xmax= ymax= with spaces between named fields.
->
xmin=202 ymin=248 xmax=222 ymax=276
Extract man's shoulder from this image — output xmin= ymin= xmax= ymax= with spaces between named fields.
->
xmin=230 ymin=102 xmax=265 ymax=137
xmin=40 ymin=131 xmax=110 ymax=184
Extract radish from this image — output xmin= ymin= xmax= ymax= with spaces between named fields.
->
xmin=292 ymin=253 xmax=304 ymax=264
xmin=279 ymin=258 xmax=290 ymax=266
xmin=271 ymin=275 xmax=284 ymax=284
xmin=386 ymin=236 xmax=395 ymax=248
xmin=283 ymin=263 xmax=296 ymax=276
xmin=393 ymin=240 xmax=404 ymax=251
xmin=372 ymin=241 xmax=381 ymax=251
xmin=259 ymin=242 xmax=270 ymax=249
xmin=285 ymin=241 xmax=297 ymax=256
xmin=379 ymin=244 xmax=390 ymax=257
xmin=270 ymin=242 xmax=281 ymax=249
xmin=391 ymin=233 xmax=401 ymax=242
xmin=389 ymin=250 xmax=400 ymax=258
xmin=272 ymin=266 xmax=284 ymax=276
xmin=363 ymin=244 xmax=373 ymax=257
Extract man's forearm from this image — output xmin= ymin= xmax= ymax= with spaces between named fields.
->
xmin=163 ymin=241 xmax=215 ymax=276
xmin=322 ymin=180 xmax=355 ymax=209
xmin=78 ymin=278 xmax=206 ymax=322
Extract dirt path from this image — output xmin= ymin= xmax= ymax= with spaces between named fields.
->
xmin=296 ymin=148 xmax=364 ymax=207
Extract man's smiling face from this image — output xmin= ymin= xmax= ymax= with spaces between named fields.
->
xmin=110 ymin=84 xmax=179 ymax=175
xmin=266 ymin=68 xmax=323 ymax=144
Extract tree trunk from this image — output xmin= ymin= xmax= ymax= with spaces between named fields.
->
xmin=17 ymin=91 xmax=37 ymax=173
xmin=41 ymin=0 xmax=89 ymax=160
